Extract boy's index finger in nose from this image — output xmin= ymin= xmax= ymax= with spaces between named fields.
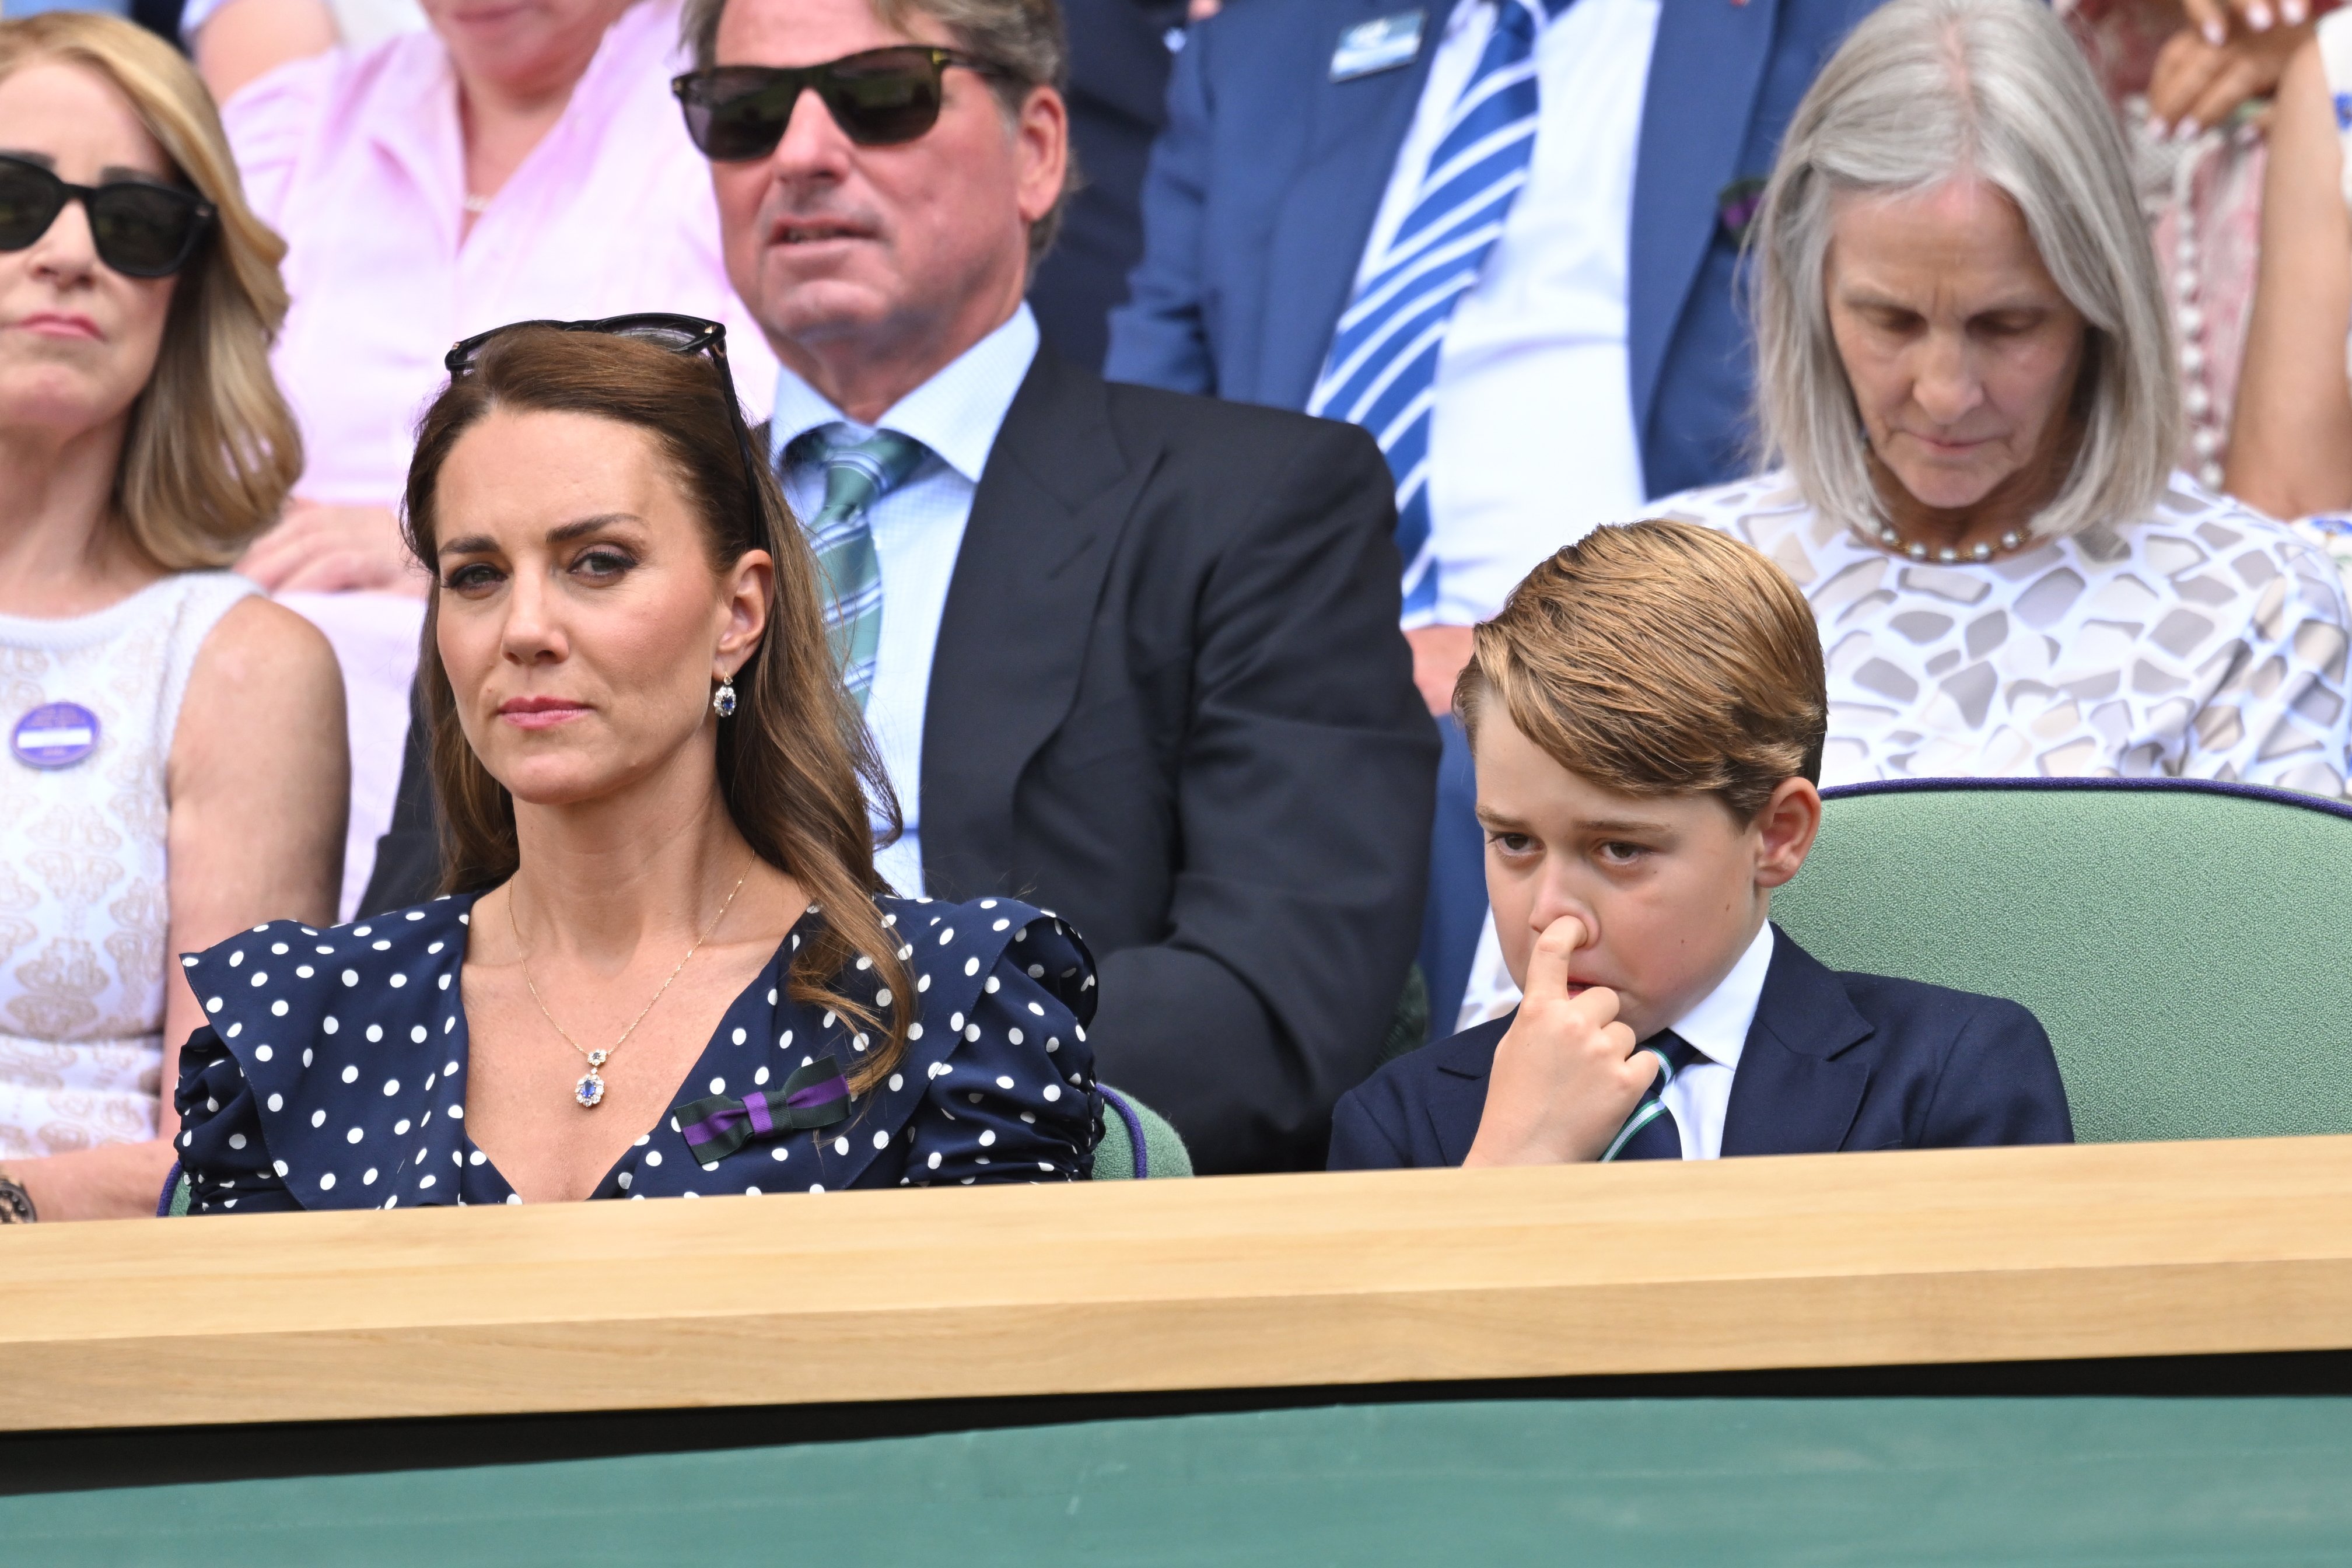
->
xmin=1521 ymin=915 xmax=1587 ymax=1002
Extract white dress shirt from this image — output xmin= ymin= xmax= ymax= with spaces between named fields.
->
xmin=1355 ymin=0 xmax=1660 ymax=628
xmin=769 ymin=305 xmax=1042 ymax=898
xmin=1655 ymin=921 xmax=1774 ymax=1161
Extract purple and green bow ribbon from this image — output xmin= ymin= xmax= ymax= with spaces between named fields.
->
xmin=671 ymin=1056 xmax=852 ymax=1163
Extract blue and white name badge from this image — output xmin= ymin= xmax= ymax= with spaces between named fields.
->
xmin=1330 ymin=9 xmax=1426 ymax=81
xmin=12 ymin=702 xmax=99 ymax=769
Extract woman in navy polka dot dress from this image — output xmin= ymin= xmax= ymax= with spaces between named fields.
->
xmin=172 ymin=323 xmax=1100 ymax=1210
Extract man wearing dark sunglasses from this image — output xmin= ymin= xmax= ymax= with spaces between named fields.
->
xmin=670 ymin=0 xmax=1439 ymax=1175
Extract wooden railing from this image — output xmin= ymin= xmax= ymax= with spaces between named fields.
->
xmin=8 ymin=1135 xmax=2352 ymax=1432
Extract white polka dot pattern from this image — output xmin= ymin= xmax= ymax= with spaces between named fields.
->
xmin=170 ymin=892 xmax=1103 ymax=1212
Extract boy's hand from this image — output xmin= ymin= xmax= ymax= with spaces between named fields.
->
xmin=1463 ymin=916 xmax=1654 ymax=1167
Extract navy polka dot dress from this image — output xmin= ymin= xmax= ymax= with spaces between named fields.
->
xmin=171 ymin=893 xmax=1101 ymax=1210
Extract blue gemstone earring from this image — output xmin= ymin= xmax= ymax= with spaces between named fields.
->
xmin=712 ymin=675 xmax=737 ymax=718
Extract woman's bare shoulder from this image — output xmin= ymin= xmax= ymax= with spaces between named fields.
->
xmin=174 ymin=595 xmax=346 ymax=789
xmin=189 ymin=596 xmax=343 ymax=707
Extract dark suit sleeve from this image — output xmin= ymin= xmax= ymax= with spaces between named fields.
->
xmin=356 ymin=679 xmax=441 ymax=919
xmin=1028 ymin=0 xmax=1174 ymax=372
xmin=1086 ymin=417 xmax=1438 ymax=1172
xmin=1101 ymin=12 xmax=1218 ymax=393
xmin=1326 ymin=1082 xmax=1415 ymax=1171
xmin=1921 ymin=999 xmax=2075 ymax=1148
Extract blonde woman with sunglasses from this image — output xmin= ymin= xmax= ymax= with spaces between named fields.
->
xmin=0 ymin=15 xmax=346 ymax=1226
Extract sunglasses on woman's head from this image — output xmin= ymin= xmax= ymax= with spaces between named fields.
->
xmin=443 ymin=314 xmax=766 ymax=540
xmin=671 ymin=46 xmax=1009 ymax=161
xmin=0 ymin=153 xmax=214 ymax=279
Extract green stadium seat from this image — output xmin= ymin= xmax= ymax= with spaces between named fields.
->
xmin=1094 ymin=1084 xmax=1194 ymax=1179
xmin=1771 ymin=778 xmax=2352 ymax=1144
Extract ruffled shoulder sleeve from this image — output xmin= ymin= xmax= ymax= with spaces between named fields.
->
xmin=173 ymin=1021 xmax=293 ymax=1213
xmin=734 ymin=896 xmax=1100 ymax=1192
xmin=897 ymin=897 xmax=1100 ymax=1185
xmin=172 ymin=899 xmax=473 ymax=1213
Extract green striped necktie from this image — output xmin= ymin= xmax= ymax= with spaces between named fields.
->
xmin=788 ymin=427 xmax=928 ymax=706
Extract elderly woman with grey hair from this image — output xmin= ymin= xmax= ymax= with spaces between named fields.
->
xmin=1662 ymin=0 xmax=2352 ymax=796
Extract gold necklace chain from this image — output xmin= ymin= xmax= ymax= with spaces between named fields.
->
xmin=507 ymin=861 xmax=753 ymax=1109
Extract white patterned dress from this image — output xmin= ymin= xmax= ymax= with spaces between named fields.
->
xmin=0 ymin=573 xmax=258 ymax=1158
xmin=1658 ymin=471 xmax=2352 ymax=796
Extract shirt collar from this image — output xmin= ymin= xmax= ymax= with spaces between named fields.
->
xmin=768 ymin=303 xmax=1040 ymax=484
xmin=1661 ymin=921 xmax=1774 ymax=1072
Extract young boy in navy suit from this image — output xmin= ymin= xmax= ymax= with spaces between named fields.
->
xmin=1328 ymin=522 xmax=2070 ymax=1170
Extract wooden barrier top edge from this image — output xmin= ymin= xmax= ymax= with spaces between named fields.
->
xmin=6 ymin=1135 xmax=2352 ymax=1431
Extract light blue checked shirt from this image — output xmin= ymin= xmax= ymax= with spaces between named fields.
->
xmin=770 ymin=304 xmax=1041 ymax=898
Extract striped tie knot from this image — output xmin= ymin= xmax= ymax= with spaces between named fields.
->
xmin=787 ymin=426 xmax=928 ymax=706
xmin=1600 ymin=1030 xmax=1707 ymax=1163
xmin=1308 ymin=0 xmax=1577 ymax=620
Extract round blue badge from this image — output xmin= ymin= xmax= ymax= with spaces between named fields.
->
xmin=12 ymin=702 xmax=100 ymax=769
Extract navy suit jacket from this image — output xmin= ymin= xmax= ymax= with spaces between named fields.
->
xmin=1104 ymin=0 xmax=1881 ymax=501
xmin=1328 ymin=926 xmax=2073 ymax=1168
xmin=1028 ymin=0 xmax=1185 ymax=369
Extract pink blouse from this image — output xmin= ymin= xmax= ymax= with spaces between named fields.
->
xmin=225 ymin=0 xmax=779 ymax=509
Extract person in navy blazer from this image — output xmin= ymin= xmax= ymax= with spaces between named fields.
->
xmin=1027 ymin=0 xmax=1186 ymax=370
xmin=1106 ymin=0 xmax=1879 ymax=501
xmin=1330 ymin=931 xmax=2073 ymax=1167
xmin=1329 ymin=522 xmax=2071 ymax=1172
xmin=1104 ymin=0 xmax=1884 ymax=1034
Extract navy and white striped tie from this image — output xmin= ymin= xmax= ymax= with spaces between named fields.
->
xmin=1307 ymin=0 xmax=1568 ymax=619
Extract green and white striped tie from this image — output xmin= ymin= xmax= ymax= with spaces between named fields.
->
xmin=789 ymin=428 xmax=928 ymax=706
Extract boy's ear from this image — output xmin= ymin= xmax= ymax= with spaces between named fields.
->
xmin=1752 ymin=776 xmax=1822 ymax=891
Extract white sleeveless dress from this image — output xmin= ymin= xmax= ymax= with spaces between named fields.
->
xmin=0 ymin=572 xmax=258 ymax=1158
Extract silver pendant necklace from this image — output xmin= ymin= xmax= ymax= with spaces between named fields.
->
xmin=507 ymin=863 xmax=753 ymax=1108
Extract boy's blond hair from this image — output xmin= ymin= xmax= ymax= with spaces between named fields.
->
xmin=1456 ymin=520 xmax=1828 ymax=820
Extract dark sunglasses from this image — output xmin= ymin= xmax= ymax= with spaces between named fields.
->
xmin=444 ymin=313 xmax=768 ymax=543
xmin=671 ymin=46 xmax=1008 ymax=160
xmin=0 ymin=154 xmax=214 ymax=279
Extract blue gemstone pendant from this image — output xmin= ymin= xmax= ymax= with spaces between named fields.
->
xmin=575 ymin=1069 xmax=605 ymax=1108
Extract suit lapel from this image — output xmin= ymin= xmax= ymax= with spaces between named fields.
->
xmin=919 ymin=354 xmax=1154 ymax=896
xmin=1424 ymin=1011 xmax=1510 ymax=1164
xmin=1262 ymin=0 xmax=1465 ymax=408
xmin=1717 ymin=926 xmax=1872 ymax=1157
xmin=1626 ymin=0 xmax=1780 ymax=437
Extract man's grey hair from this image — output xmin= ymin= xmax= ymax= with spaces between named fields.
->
xmin=1749 ymin=0 xmax=2179 ymax=541
xmin=680 ymin=0 xmax=1074 ymax=260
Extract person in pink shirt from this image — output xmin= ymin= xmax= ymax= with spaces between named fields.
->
xmin=215 ymin=0 xmax=780 ymax=914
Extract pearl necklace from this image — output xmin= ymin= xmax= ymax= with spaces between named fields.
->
xmin=2123 ymin=96 xmax=2235 ymax=491
xmin=2168 ymin=123 xmax=2230 ymax=491
xmin=1865 ymin=519 xmax=2029 ymax=564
